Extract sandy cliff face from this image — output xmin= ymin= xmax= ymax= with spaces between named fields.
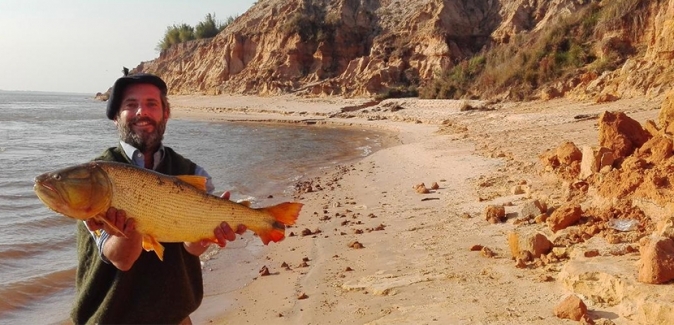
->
xmin=131 ymin=0 xmax=674 ymax=99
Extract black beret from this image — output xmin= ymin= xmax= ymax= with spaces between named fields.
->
xmin=106 ymin=73 xmax=168 ymax=120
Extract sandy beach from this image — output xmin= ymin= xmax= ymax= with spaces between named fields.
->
xmin=169 ymin=94 xmax=670 ymax=325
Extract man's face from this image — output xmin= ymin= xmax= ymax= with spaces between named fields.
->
xmin=114 ymin=83 xmax=169 ymax=153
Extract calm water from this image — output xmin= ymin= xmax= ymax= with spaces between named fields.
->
xmin=0 ymin=90 xmax=388 ymax=324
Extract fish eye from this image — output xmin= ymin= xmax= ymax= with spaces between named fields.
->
xmin=53 ymin=174 xmax=61 ymax=181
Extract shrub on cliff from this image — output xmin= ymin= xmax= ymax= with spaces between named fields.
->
xmin=156 ymin=13 xmax=238 ymax=51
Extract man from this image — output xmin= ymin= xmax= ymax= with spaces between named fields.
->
xmin=72 ymin=73 xmax=244 ymax=324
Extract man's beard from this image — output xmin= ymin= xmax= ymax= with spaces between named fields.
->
xmin=117 ymin=116 xmax=167 ymax=153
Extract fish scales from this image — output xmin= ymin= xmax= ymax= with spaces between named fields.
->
xmin=100 ymin=163 xmax=290 ymax=242
xmin=103 ymin=165 xmax=273 ymax=242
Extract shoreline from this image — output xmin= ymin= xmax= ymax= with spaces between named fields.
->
xmin=169 ymin=94 xmax=669 ymax=325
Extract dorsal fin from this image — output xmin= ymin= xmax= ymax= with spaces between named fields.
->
xmin=176 ymin=175 xmax=208 ymax=191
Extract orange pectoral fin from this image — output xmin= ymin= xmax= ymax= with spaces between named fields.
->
xmin=176 ymin=175 xmax=209 ymax=192
xmin=93 ymin=215 xmax=127 ymax=238
xmin=256 ymin=202 xmax=303 ymax=245
xmin=142 ymin=235 xmax=165 ymax=261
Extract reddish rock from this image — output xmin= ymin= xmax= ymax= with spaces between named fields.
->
xmin=470 ymin=244 xmax=484 ymax=251
xmin=638 ymin=236 xmax=674 ymax=284
xmin=636 ymin=135 xmax=673 ymax=164
xmin=484 ymin=205 xmax=506 ymax=224
xmin=584 ymin=249 xmax=600 ymax=258
xmin=556 ymin=141 xmax=582 ymax=165
xmin=508 ymin=231 xmax=553 ymax=259
xmin=547 ymin=204 xmax=582 ymax=233
xmin=481 ymin=247 xmax=496 ymax=258
xmin=259 ymin=265 xmax=271 ymax=276
xmin=554 ymin=295 xmax=587 ymax=321
xmin=598 ymin=111 xmax=651 ymax=159
xmin=414 ymin=183 xmax=430 ymax=194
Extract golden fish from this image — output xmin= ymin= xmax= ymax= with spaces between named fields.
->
xmin=33 ymin=161 xmax=302 ymax=260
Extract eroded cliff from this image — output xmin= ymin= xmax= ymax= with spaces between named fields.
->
xmin=129 ymin=0 xmax=674 ymax=100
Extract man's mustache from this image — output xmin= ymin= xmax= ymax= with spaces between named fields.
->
xmin=130 ymin=117 xmax=158 ymax=128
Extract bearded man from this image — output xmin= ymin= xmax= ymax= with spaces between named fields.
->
xmin=72 ymin=73 xmax=244 ymax=325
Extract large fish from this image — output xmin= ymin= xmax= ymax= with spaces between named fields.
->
xmin=33 ymin=161 xmax=302 ymax=260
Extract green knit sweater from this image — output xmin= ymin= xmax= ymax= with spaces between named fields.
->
xmin=71 ymin=145 xmax=204 ymax=324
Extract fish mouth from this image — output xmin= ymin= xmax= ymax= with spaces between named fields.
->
xmin=33 ymin=178 xmax=65 ymax=206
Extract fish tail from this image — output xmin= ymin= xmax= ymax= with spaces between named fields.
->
xmin=256 ymin=202 xmax=303 ymax=245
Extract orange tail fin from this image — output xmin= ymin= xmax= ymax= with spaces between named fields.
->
xmin=256 ymin=202 xmax=303 ymax=245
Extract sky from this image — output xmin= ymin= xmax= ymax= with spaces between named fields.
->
xmin=0 ymin=0 xmax=257 ymax=94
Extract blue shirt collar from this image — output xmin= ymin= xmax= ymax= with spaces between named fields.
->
xmin=119 ymin=141 xmax=165 ymax=170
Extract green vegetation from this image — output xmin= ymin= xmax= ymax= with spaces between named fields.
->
xmin=282 ymin=5 xmax=336 ymax=43
xmin=156 ymin=13 xmax=239 ymax=51
xmin=420 ymin=1 xmax=646 ymax=100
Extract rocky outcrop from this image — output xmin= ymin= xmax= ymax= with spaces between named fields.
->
xmin=123 ymin=0 xmax=674 ymax=99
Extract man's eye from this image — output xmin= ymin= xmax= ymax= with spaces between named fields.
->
xmin=123 ymin=102 xmax=137 ymax=109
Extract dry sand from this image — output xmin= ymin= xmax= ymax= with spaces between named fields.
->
xmin=168 ymin=94 xmax=667 ymax=325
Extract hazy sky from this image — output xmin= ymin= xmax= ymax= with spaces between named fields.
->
xmin=0 ymin=0 xmax=256 ymax=94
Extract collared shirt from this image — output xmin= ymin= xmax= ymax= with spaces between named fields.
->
xmin=86 ymin=141 xmax=215 ymax=262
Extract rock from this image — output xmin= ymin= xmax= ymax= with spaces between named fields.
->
xmin=556 ymin=141 xmax=582 ymax=165
xmin=94 ymin=91 xmax=110 ymax=101
xmin=470 ymin=244 xmax=484 ymax=251
xmin=547 ymin=204 xmax=582 ymax=233
xmin=414 ymin=183 xmax=430 ymax=194
xmin=584 ymin=249 xmax=600 ymax=258
xmin=598 ymin=111 xmax=651 ymax=159
xmin=638 ymin=236 xmax=674 ymax=284
xmin=554 ymin=294 xmax=587 ymax=321
xmin=518 ymin=200 xmax=546 ymax=219
xmin=481 ymin=247 xmax=496 ymax=258
xmin=636 ymin=135 xmax=673 ymax=164
xmin=596 ymin=93 xmax=620 ymax=103
xmin=259 ymin=265 xmax=271 ymax=276
xmin=348 ymin=241 xmax=365 ymax=249
xmin=511 ymin=184 xmax=527 ymax=195
xmin=579 ymin=146 xmax=614 ymax=179
xmin=484 ymin=205 xmax=506 ymax=224
xmin=508 ymin=230 xmax=552 ymax=259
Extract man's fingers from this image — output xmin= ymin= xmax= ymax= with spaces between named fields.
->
xmin=124 ymin=218 xmax=136 ymax=233
xmin=235 ymin=224 xmax=247 ymax=235
xmin=221 ymin=222 xmax=236 ymax=242
xmin=85 ymin=218 xmax=103 ymax=231
xmin=214 ymin=226 xmax=226 ymax=247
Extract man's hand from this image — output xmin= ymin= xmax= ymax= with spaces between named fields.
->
xmin=86 ymin=207 xmax=134 ymax=237
xmin=87 ymin=207 xmax=142 ymax=271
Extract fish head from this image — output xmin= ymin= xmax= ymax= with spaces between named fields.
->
xmin=33 ymin=162 xmax=112 ymax=220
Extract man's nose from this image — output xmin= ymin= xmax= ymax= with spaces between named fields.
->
xmin=134 ymin=103 xmax=150 ymax=116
